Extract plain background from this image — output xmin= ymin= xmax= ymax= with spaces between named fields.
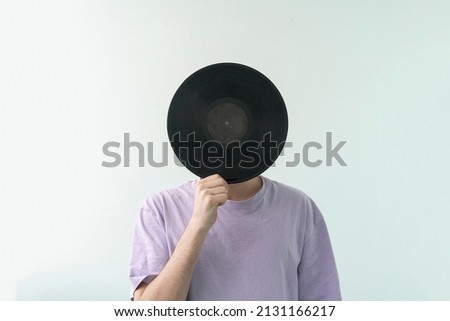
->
xmin=1 ymin=0 xmax=449 ymax=300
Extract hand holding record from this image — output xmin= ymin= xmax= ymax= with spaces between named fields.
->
xmin=190 ymin=174 xmax=228 ymax=231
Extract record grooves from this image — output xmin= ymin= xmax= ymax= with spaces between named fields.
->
xmin=167 ymin=62 xmax=288 ymax=183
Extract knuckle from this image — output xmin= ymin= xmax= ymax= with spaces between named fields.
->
xmin=205 ymin=195 xmax=214 ymax=206
xmin=196 ymin=182 xmax=205 ymax=190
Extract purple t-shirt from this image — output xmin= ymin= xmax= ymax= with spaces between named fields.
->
xmin=129 ymin=176 xmax=341 ymax=300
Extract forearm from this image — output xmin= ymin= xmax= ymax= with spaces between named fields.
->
xmin=135 ymin=222 xmax=209 ymax=300
xmin=135 ymin=175 xmax=227 ymax=301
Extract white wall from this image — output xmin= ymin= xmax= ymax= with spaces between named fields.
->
xmin=1 ymin=0 xmax=449 ymax=300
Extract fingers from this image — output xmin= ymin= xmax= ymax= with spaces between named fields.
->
xmin=198 ymin=174 xmax=228 ymax=190
xmin=197 ymin=185 xmax=228 ymax=205
xmin=196 ymin=175 xmax=228 ymax=208
xmin=200 ymin=174 xmax=223 ymax=182
xmin=191 ymin=175 xmax=228 ymax=230
xmin=206 ymin=186 xmax=228 ymax=195
xmin=212 ymin=193 xmax=228 ymax=206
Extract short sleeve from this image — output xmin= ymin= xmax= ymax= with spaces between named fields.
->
xmin=298 ymin=198 xmax=342 ymax=300
xmin=129 ymin=204 xmax=170 ymax=298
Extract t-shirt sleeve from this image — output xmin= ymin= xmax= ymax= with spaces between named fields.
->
xmin=129 ymin=202 xmax=170 ymax=298
xmin=298 ymin=198 xmax=342 ymax=301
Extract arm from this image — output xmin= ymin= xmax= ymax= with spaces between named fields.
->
xmin=133 ymin=174 xmax=228 ymax=301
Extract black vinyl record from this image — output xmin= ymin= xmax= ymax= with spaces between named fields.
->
xmin=167 ymin=62 xmax=288 ymax=183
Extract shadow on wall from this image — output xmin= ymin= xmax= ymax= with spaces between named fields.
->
xmin=16 ymin=264 xmax=130 ymax=300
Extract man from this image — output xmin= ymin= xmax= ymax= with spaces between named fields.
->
xmin=129 ymin=174 xmax=341 ymax=300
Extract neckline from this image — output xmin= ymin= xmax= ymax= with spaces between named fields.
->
xmin=222 ymin=176 xmax=267 ymax=210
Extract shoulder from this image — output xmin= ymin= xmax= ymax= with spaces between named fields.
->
xmin=263 ymin=176 xmax=312 ymax=205
xmin=263 ymin=176 xmax=324 ymax=224
xmin=264 ymin=176 xmax=309 ymax=197
xmin=140 ymin=180 xmax=196 ymax=215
